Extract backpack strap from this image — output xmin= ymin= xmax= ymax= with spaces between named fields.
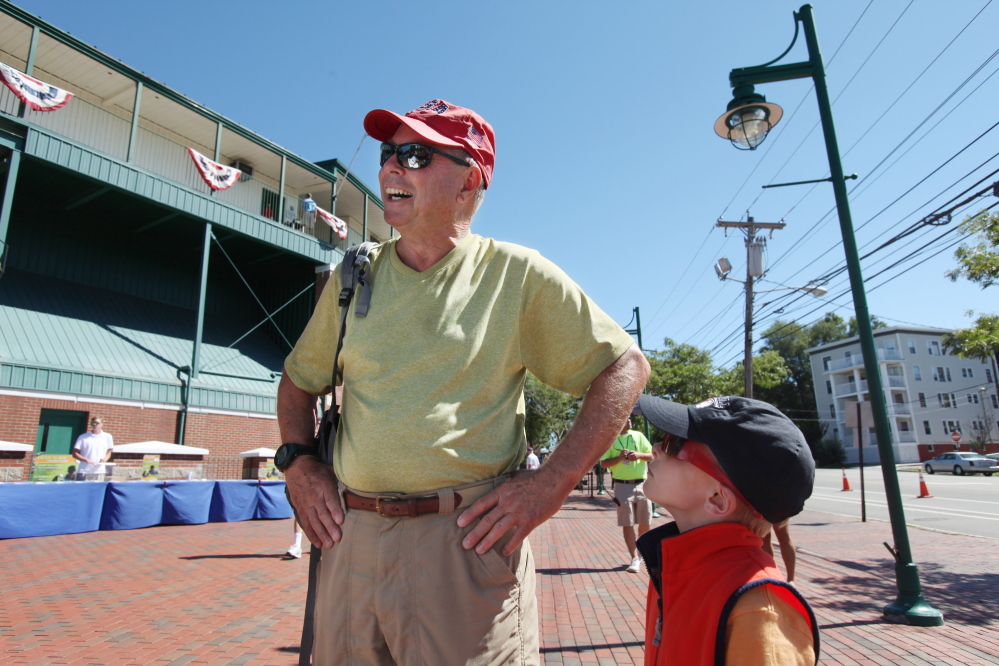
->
xmin=298 ymin=241 xmax=377 ymax=666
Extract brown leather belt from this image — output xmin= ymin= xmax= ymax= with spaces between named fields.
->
xmin=343 ymin=490 xmax=464 ymax=518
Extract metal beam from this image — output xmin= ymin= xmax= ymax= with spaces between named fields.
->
xmin=64 ymin=186 xmax=111 ymax=211
xmin=133 ymin=211 xmax=179 ymax=234
xmin=0 ymin=148 xmax=21 ymax=246
xmin=191 ymin=223 xmax=212 ymax=379
xmin=18 ymin=26 xmax=39 ymax=119
xmin=126 ymin=82 xmax=142 ymax=163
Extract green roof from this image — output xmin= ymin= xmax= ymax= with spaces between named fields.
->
xmin=0 ymin=271 xmax=284 ymax=412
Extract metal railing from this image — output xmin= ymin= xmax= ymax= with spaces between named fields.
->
xmin=834 ymin=379 xmax=868 ymax=396
xmin=24 ymin=92 xmax=131 ymax=160
xmin=826 ymin=348 xmax=904 ymax=372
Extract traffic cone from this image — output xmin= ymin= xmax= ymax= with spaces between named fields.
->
xmin=917 ymin=471 xmax=933 ymax=498
xmin=840 ymin=468 xmax=852 ymax=492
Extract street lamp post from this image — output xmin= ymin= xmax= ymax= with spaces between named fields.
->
xmin=714 ymin=4 xmax=943 ymax=626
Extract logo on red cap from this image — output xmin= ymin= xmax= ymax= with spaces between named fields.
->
xmin=416 ymin=99 xmax=450 ymax=114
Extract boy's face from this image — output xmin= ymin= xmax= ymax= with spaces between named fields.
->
xmin=645 ymin=439 xmax=722 ymax=523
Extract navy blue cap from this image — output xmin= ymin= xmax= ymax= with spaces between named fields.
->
xmin=637 ymin=395 xmax=815 ymax=524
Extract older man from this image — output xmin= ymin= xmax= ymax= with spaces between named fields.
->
xmin=277 ymin=99 xmax=649 ymax=665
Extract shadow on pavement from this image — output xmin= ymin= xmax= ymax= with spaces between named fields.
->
xmin=541 ymin=641 xmax=643 ymax=653
xmin=179 ymin=553 xmax=289 ymax=560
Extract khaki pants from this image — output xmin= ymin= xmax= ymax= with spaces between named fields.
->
xmin=313 ymin=479 xmax=539 ymax=666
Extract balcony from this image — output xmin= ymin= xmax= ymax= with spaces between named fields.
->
xmin=834 ymin=380 xmax=868 ymax=396
xmin=887 ymin=376 xmax=906 ymax=388
xmin=0 ymin=19 xmax=386 ymax=260
xmin=897 ymin=431 xmax=916 ymax=443
xmin=886 ymin=404 xmax=911 ymax=416
xmin=825 ymin=347 xmax=905 ymax=373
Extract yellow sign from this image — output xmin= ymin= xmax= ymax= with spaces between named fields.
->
xmin=31 ymin=454 xmax=78 ymax=482
xmin=141 ymin=454 xmax=160 ymax=480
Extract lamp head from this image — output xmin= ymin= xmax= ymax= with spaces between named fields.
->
xmin=714 ymin=85 xmax=783 ymax=150
xmin=715 ymin=256 xmax=732 ymax=280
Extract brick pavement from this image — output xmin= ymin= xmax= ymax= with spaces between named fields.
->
xmin=1 ymin=490 xmax=997 ymax=664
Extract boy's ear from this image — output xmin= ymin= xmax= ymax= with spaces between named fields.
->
xmin=703 ymin=484 xmax=739 ymax=518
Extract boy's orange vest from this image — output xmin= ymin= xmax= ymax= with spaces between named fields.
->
xmin=636 ymin=521 xmax=818 ymax=666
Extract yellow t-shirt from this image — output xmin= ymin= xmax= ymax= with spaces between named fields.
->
xmin=284 ymin=233 xmax=635 ymax=493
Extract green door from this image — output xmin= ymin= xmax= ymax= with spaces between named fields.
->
xmin=35 ymin=409 xmax=88 ymax=455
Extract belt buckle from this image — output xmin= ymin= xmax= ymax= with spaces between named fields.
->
xmin=374 ymin=496 xmax=397 ymax=518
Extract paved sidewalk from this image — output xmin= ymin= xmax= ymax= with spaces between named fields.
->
xmin=1 ymin=491 xmax=997 ymax=664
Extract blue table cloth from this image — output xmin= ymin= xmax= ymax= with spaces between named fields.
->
xmin=209 ymin=480 xmax=261 ymax=523
xmin=0 ymin=481 xmax=107 ymax=538
xmin=100 ymin=481 xmax=164 ymax=530
xmin=255 ymin=480 xmax=294 ymax=519
xmin=1 ymin=480 xmax=292 ymax=539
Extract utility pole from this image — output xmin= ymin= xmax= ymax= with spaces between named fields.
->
xmin=716 ymin=214 xmax=785 ymax=398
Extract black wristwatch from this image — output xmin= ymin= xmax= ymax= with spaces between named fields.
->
xmin=275 ymin=442 xmax=317 ymax=472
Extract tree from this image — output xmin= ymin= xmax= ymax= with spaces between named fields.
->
xmin=945 ymin=210 xmax=999 ymax=289
xmin=523 ymin=372 xmax=578 ymax=450
xmin=645 ymin=338 xmax=731 ymax=405
xmin=942 ymin=210 xmax=999 ymax=381
xmin=846 ymin=315 xmax=888 ymax=337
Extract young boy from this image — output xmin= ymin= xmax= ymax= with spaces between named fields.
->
xmin=635 ymin=395 xmax=819 ymax=665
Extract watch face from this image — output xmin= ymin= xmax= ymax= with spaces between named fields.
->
xmin=275 ymin=444 xmax=292 ymax=470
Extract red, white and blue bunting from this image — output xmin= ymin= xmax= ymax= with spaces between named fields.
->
xmin=188 ymin=148 xmax=241 ymax=191
xmin=0 ymin=62 xmax=74 ymax=111
xmin=317 ymin=207 xmax=348 ymax=240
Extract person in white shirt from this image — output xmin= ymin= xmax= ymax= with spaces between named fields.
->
xmin=526 ymin=447 xmax=541 ymax=471
xmin=72 ymin=417 xmax=113 ymax=478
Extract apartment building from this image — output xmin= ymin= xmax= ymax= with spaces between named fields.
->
xmin=807 ymin=327 xmax=998 ymax=465
xmin=0 ymin=2 xmax=388 ymax=479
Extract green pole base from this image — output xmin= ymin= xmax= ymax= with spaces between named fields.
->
xmin=882 ymin=595 xmax=945 ymax=626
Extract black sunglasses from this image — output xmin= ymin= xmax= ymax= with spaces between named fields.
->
xmin=661 ymin=434 xmax=687 ymax=457
xmin=379 ymin=142 xmax=470 ymax=170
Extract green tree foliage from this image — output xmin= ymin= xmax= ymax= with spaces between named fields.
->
xmin=943 ymin=313 xmax=999 ymax=366
xmin=943 ymin=211 xmax=999 ymax=370
xmin=946 ymin=211 xmax=999 ymax=289
xmin=645 ymin=338 xmax=731 ymax=405
xmin=523 ymin=372 xmax=578 ymax=450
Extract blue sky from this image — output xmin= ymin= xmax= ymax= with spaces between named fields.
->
xmin=18 ymin=0 xmax=999 ymax=367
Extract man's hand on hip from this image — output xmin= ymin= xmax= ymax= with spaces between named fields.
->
xmin=457 ymin=468 xmax=570 ymax=556
xmin=284 ymin=457 xmax=343 ymax=549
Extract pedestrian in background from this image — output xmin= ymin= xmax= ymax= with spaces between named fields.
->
xmin=600 ymin=417 xmax=653 ymax=573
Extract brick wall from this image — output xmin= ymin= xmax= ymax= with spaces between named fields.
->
xmin=917 ymin=442 xmax=999 ymax=461
xmin=0 ymin=395 xmax=280 ymax=481
xmin=0 ymin=450 xmax=32 ymax=481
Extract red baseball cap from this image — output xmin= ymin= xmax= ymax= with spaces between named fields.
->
xmin=364 ymin=99 xmax=496 ymax=188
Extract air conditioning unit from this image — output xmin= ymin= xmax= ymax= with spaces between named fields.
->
xmin=229 ymin=160 xmax=254 ymax=182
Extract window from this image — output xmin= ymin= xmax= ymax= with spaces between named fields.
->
xmin=928 ymin=341 xmax=941 ymax=356
xmin=932 ymin=367 xmax=940 ymax=382
xmin=923 ymin=421 xmax=932 ymax=435
xmin=844 ymin=351 xmax=852 ymax=360
xmin=961 ymin=368 xmax=973 ymax=378
xmin=945 ymin=368 xmax=952 ymax=382
xmin=968 ymin=368 xmax=974 ymax=378
xmin=972 ymin=420 xmax=984 ymax=431
xmin=928 ymin=444 xmax=935 ymax=452
xmin=945 ymin=420 xmax=961 ymax=434
xmin=992 ymin=394 xmax=998 ymax=409
xmin=969 ymin=393 xmax=979 ymax=404
xmin=918 ymin=393 xmax=926 ymax=408
xmin=829 ymin=405 xmax=836 ymax=419
xmin=826 ymin=380 xmax=832 ymax=394
xmin=987 ymin=369 xmax=994 ymax=383
xmin=908 ymin=340 xmax=916 ymax=354
xmin=913 ymin=366 xmax=922 ymax=381
xmin=951 ymin=393 xmax=958 ymax=408
xmin=822 ymin=356 xmax=831 ymax=371
xmin=900 ymin=421 xmax=910 ymax=432
xmin=888 ymin=366 xmax=902 ymax=377
xmin=939 ymin=394 xmax=951 ymax=408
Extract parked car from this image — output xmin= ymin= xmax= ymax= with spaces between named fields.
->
xmin=986 ymin=452 xmax=999 ymax=462
xmin=924 ymin=452 xmax=997 ymax=476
